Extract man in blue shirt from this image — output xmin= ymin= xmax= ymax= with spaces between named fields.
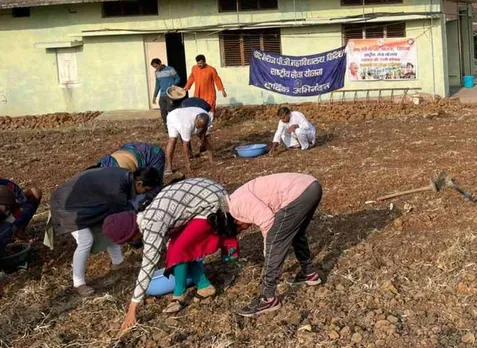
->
xmin=151 ymin=58 xmax=181 ymax=130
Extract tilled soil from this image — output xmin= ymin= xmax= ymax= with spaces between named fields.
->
xmin=1 ymin=101 xmax=477 ymax=348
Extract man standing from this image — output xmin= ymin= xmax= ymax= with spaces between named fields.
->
xmin=184 ymin=55 xmax=227 ymax=114
xmin=165 ymin=107 xmax=214 ymax=175
xmin=151 ymin=58 xmax=181 ymax=130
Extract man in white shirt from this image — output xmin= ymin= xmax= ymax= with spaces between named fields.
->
xmin=270 ymin=107 xmax=316 ymax=156
xmin=165 ymin=106 xmax=214 ymax=174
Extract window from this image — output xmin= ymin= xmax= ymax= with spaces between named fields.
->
xmin=56 ymin=49 xmax=79 ymax=85
xmin=12 ymin=7 xmax=30 ymax=17
xmin=219 ymin=0 xmax=278 ymax=12
xmin=341 ymin=0 xmax=402 ymax=5
xmin=343 ymin=22 xmax=406 ymax=42
xmin=220 ymin=29 xmax=281 ymax=67
xmin=103 ymin=0 xmax=158 ymax=17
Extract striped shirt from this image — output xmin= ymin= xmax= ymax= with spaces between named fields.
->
xmin=132 ymin=178 xmax=227 ymax=303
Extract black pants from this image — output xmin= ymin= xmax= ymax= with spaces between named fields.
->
xmin=159 ymin=96 xmax=170 ymax=130
xmin=262 ymin=181 xmax=323 ymax=298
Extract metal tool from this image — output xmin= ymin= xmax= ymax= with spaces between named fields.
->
xmin=377 ymin=172 xmax=475 ymax=202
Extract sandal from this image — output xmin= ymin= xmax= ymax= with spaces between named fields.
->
xmin=194 ymin=285 xmax=216 ymax=302
xmin=162 ymin=298 xmax=185 ymax=314
xmin=74 ymin=284 xmax=95 ymax=297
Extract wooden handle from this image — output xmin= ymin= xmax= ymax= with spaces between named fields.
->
xmin=376 ymin=185 xmax=432 ymax=201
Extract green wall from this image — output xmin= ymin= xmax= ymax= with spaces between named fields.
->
xmin=0 ymin=0 xmax=455 ymax=116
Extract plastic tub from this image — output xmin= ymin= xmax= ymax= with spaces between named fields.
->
xmin=464 ymin=75 xmax=474 ymax=89
xmin=146 ymin=268 xmax=193 ymax=297
xmin=235 ymin=144 xmax=268 ymax=158
xmin=0 ymin=243 xmax=31 ymax=271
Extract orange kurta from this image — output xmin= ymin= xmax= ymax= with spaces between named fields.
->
xmin=184 ymin=65 xmax=225 ymax=112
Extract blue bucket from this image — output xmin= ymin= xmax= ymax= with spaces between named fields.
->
xmin=146 ymin=268 xmax=193 ymax=297
xmin=235 ymin=144 xmax=268 ymax=158
xmin=464 ymin=75 xmax=474 ymax=89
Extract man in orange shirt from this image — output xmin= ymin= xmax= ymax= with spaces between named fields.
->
xmin=184 ymin=54 xmax=227 ymax=114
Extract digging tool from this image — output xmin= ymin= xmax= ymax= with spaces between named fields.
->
xmin=376 ymin=172 xmax=474 ymax=202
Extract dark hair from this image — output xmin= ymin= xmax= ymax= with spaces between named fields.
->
xmin=195 ymin=54 xmax=206 ymax=63
xmin=84 ymin=163 xmax=101 ymax=171
xmin=150 ymin=58 xmax=161 ymax=66
xmin=133 ymin=167 xmax=161 ymax=187
xmin=406 ymin=63 xmax=414 ymax=68
xmin=277 ymin=106 xmax=291 ymax=117
xmin=207 ymin=210 xmax=237 ymax=238
xmin=196 ymin=112 xmax=210 ymax=127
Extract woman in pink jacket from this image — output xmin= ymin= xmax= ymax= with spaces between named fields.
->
xmin=226 ymin=173 xmax=323 ymax=317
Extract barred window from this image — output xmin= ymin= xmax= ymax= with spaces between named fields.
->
xmin=219 ymin=0 xmax=278 ymax=12
xmin=220 ymin=29 xmax=281 ymax=67
xmin=103 ymin=0 xmax=158 ymax=17
xmin=343 ymin=22 xmax=406 ymax=42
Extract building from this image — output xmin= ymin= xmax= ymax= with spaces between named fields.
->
xmin=0 ymin=0 xmax=475 ymax=116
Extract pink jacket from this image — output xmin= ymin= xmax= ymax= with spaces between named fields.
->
xmin=226 ymin=173 xmax=317 ymax=237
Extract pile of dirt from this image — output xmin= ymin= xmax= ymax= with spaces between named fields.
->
xmin=215 ymin=99 xmax=471 ymax=125
xmin=0 ymin=111 xmax=101 ymax=130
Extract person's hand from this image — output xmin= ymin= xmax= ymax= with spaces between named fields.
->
xmin=222 ymin=90 xmax=227 ymax=98
xmin=269 ymin=143 xmax=278 ymax=157
xmin=152 ymin=97 xmax=157 ymax=104
xmin=184 ymin=87 xmax=189 ymax=92
xmin=287 ymin=125 xmax=298 ymax=133
xmin=121 ymin=303 xmax=138 ymax=331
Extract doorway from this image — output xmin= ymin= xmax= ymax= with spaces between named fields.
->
xmin=166 ymin=33 xmax=188 ymax=88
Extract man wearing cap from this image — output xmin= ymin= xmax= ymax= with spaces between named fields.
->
xmin=150 ymin=58 xmax=181 ymax=130
xmin=49 ymin=167 xmax=160 ymax=296
xmin=0 ymin=179 xmax=42 ymax=255
xmin=165 ymin=106 xmax=214 ymax=175
xmin=101 ymin=177 xmax=228 ymax=330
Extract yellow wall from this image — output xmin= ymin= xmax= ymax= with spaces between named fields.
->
xmin=0 ymin=0 xmax=459 ymax=116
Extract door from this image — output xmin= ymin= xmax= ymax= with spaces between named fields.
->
xmin=144 ymin=34 xmax=167 ymax=109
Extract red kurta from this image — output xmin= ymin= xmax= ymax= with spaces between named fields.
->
xmin=184 ymin=65 xmax=225 ymax=112
xmin=165 ymin=218 xmax=239 ymax=272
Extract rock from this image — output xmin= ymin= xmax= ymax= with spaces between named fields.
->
xmin=288 ymin=313 xmax=302 ymax=326
xmin=164 ymin=318 xmax=179 ymax=327
xmin=461 ymin=332 xmax=475 ymax=344
xmin=298 ymin=324 xmax=313 ymax=332
xmin=375 ymin=340 xmax=386 ymax=347
xmin=375 ymin=320 xmax=390 ymax=330
xmin=328 ymin=330 xmax=340 ymax=340
xmin=387 ymin=315 xmax=398 ymax=324
xmin=380 ymin=281 xmax=399 ymax=295
xmin=351 ymin=332 xmax=363 ymax=344
xmin=393 ymin=218 xmax=403 ymax=228
xmin=340 ymin=326 xmax=351 ymax=337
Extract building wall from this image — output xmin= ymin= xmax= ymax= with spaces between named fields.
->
xmin=0 ymin=0 xmax=449 ymax=116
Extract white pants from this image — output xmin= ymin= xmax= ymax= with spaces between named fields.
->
xmin=71 ymin=228 xmax=124 ymax=287
xmin=281 ymin=128 xmax=316 ymax=150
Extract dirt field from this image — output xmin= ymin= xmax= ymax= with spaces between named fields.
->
xmin=1 ymin=101 xmax=477 ymax=348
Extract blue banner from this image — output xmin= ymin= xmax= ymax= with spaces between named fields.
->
xmin=249 ymin=47 xmax=347 ymax=97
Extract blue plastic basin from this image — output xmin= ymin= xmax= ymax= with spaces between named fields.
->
xmin=146 ymin=268 xmax=192 ymax=297
xmin=235 ymin=144 xmax=267 ymax=158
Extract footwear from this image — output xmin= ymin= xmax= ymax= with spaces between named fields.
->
xmin=237 ymin=295 xmax=281 ymax=317
xmin=194 ymin=285 xmax=216 ymax=302
xmin=162 ymin=295 xmax=185 ymax=314
xmin=74 ymin=284 xmax=95 ymax=297
xmin=286 ymin=271 xmax=322 ymax=286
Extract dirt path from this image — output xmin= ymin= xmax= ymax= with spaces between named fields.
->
xmin=1 ymin=102 xmax=477 ymax=347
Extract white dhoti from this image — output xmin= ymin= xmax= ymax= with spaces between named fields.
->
xmin=281 ymin=127 xmax=316 ymax=150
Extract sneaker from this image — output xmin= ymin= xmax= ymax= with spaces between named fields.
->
xmin=236 ymin=295 xmax=281 ymax=317
xmin=286 ymin=272 xmax=322 ymax=286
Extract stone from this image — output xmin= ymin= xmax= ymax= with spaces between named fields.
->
xmin=164 ymin=318 xmax=179 ymax=327
xmin=387 ymin=315 xmax=398 ymax=324
xmin=340 ymin=326 xmax=351 ymax=337
xmin=298 ymin=324 xmax=313 ymax=332
xmin=393 ymin=218 xmax=403 ymax=228
xmin=380 ymin=281 xmax=399 ymax=295
xmin=375 ymin=340 xmax=386 ymax=347
xmin=351 ymin=332 xmax=363 ymax=344
xmin=461 ymin=332 xmax=475 ymax=344
xmin=328 ymin=330 xmax=340 ymax=340
xmin=375 ymin=320 xmax=390 ymax=330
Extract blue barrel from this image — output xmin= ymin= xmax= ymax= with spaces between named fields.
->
xmin=464 ymin=75 xmax=474 ymax=88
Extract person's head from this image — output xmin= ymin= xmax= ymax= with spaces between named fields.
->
xmin=0 ymin=186 xmax=16 ymax=217
xmin=349 ymin=62 xmax=359 ymax=76
xmin=133 ymin=167 xmax=161 ymax=194
xmin=207 ymin=210 xmax=238 ymax=238
xmin=103 ymin=211 xmax=141 ymax=245
xmin=195 ymin=54 xmax=206 ymax=69
xmin=195 ymin=112 xmax=210 ymax=130
xmin=150 ymin=58 xmax=162 ymax=70
xmin=405 ymin=62 xmax=414 ymax=74
xmin=234 ymin=219 xmax=252 ymax=232
xmin=277 ymin=106 xmax=291 ymax=123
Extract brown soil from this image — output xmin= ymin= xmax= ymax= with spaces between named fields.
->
xmin=1 ymin=100 xmax=477 ymax=347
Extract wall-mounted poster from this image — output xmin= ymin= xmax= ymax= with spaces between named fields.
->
xmin=347 ymin=38 xmax=417 ymax=81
